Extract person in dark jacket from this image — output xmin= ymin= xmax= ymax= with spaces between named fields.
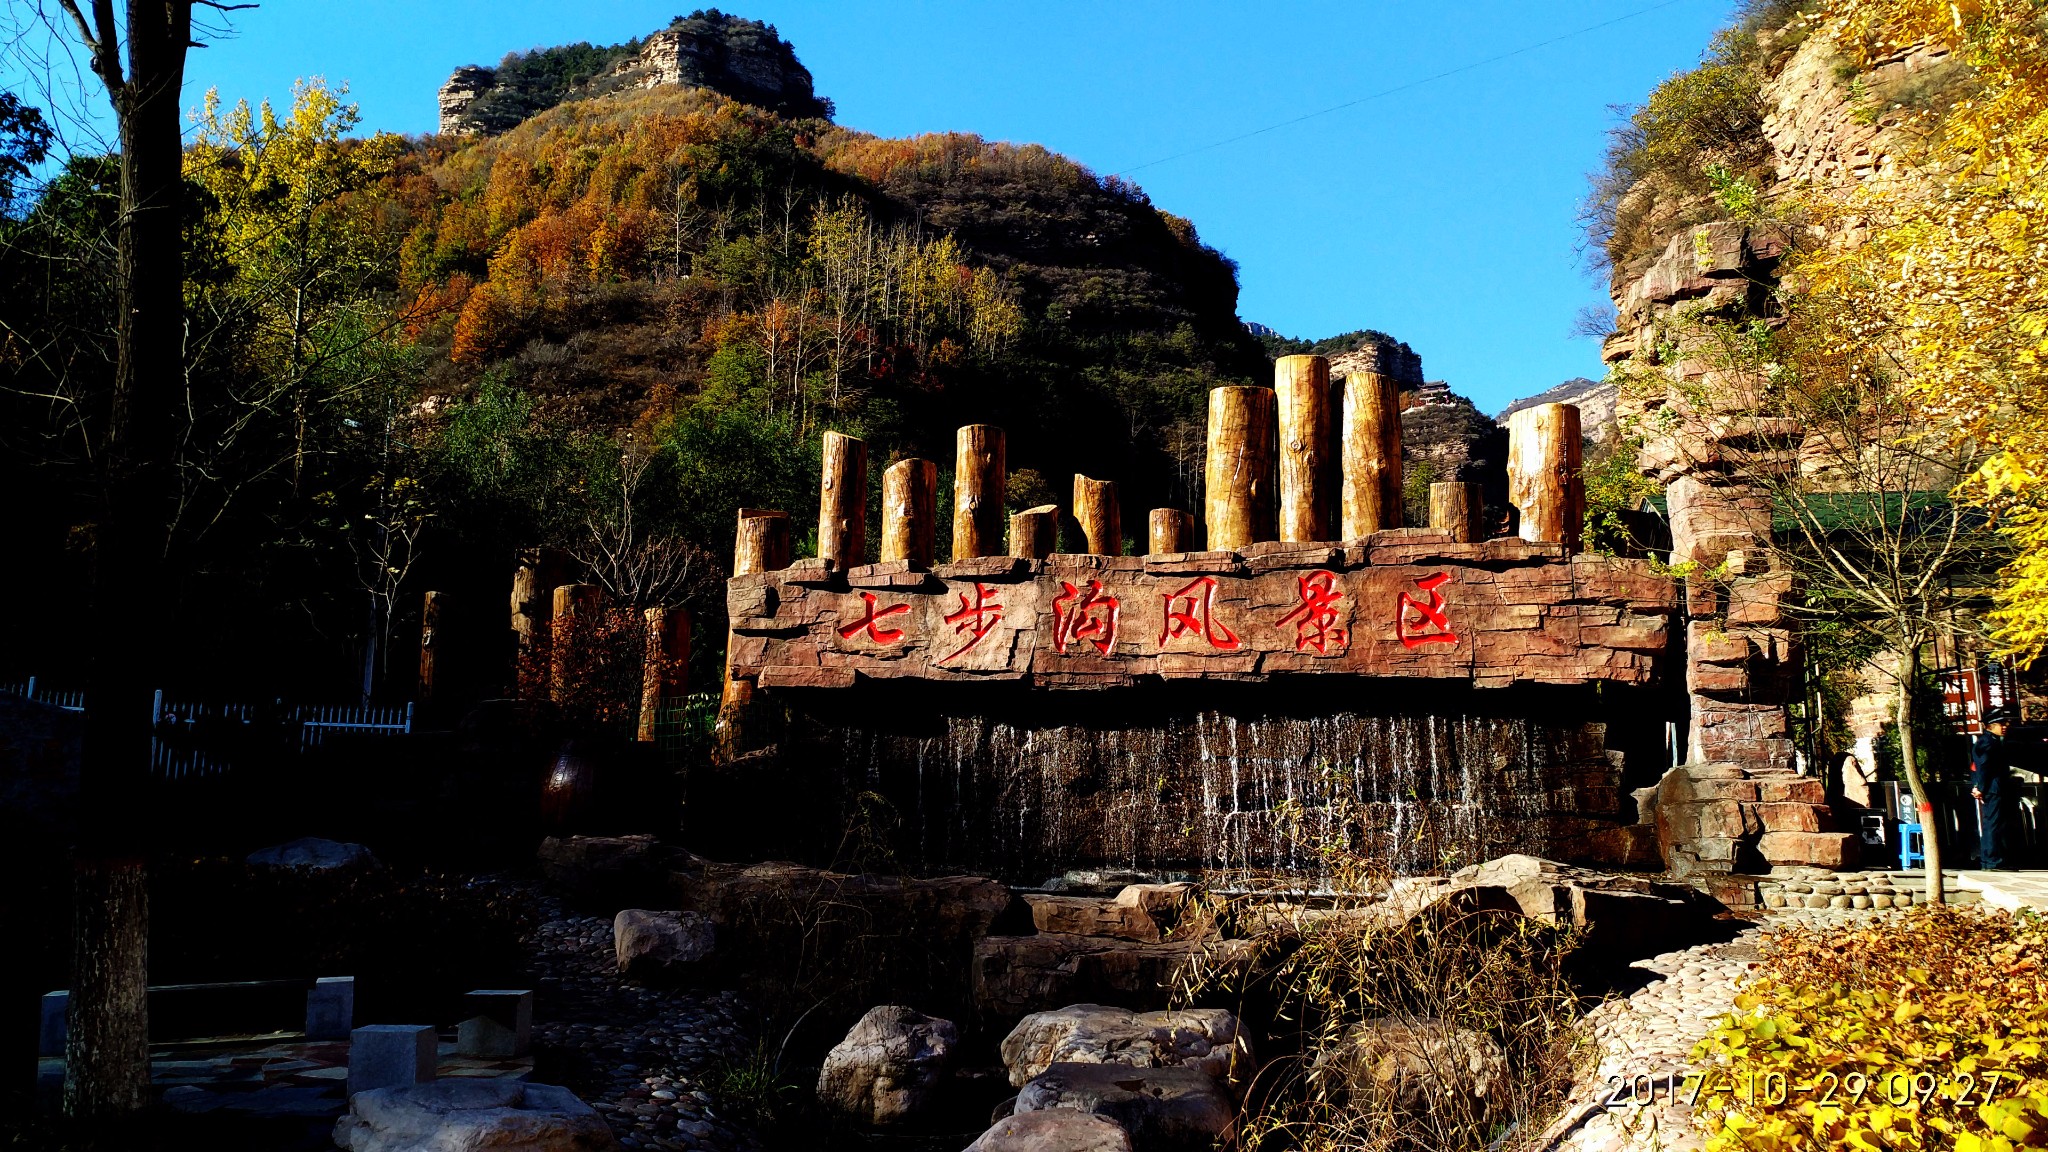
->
xmin=1971 ymin=712 xmax=2018 ymax=869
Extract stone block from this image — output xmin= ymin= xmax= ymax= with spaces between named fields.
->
xmin=306 ymin=976 xmax=355 ymax=1041
xmin=1752 ymin=802 xmax=1825 ymax=834
xmin=347 ymin=1024 xmax=437 ymax=1097
xmin=973 ymin=935 xmax=1255 ymax=1022
xmin=456 ymin=990 xmax=532 ymax=1058
xmin=1014 ymin=1063 xmax=1234 ymax=1152
xmin=967 ymin=1110 xmax=1133 ymax=1152
xmin=1688 ymin=779 xmax=1761 ymax=802
xmin=1690 ymin=664 xmax=1751 ymax=695
xmin=1000 ymin=1004 xmax=1244 ymax=1088
xmin=1696 ymin=799 xmax=1750 ymax=839
xmin=39 ymin=991 xmax=66 ymax=1057
xmin=1757 ymin=831 xmax=1859 ymax=869
xmin=333 ymin=1080 xmax=616 ymax=1152
xmin=816 ymin=1005 xmax=958 ymax=1125
xmin=1758 ymin=777 xmax=1825 ymax=805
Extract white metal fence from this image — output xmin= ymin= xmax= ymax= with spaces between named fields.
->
xmin=1 ymin=679 xmax=412 ymax=778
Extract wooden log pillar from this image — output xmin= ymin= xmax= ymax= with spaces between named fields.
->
xmin=1072 ymin=474 xmax=1121 ymax=555
xmin=1340 ymin=370 xmax=1404 ymax=537
xmin=418 ymin=590 xmax=443 ymax=706
xmin=818 ymin=431 xmax=867 ymax=568
xmin=1430 ymin=481 xmax=1482 ymax=543
xmin=638 ymin=605 xmax=690 ymax=743
xmin=718 ymin=509 xmax=791 ymax=760
xmin=881 ymin=458 xmax=938 ymax=566
xmin=952 ymin=425 xmax=1006 ymax=559
xmin=1275 ymin=355 xmax=1333 ymax=542
xmin=1205 ymin=386 xmax=1276 ymax=551
xmin=1507 ymin=402 xmax=1585 ymax=550
xmin=1149 ymin=508 xmax=1195 ymax=554
xmin=510 ymin=547 xmax=572 ymax=653
xmin=549 ymin=584 xmax=603 ymax=704
xmin=1010 ymin=505 xmax=1059 ymax=560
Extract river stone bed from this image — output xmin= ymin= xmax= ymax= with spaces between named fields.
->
xmin=1755 ymin=866 xmax=1979 ymax=910
xmin=525 ymin=908 xmax=760 ymax=1152
xmin=1552 ymin=902 xmax=1923 ymax=1152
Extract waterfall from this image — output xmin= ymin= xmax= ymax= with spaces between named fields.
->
xmin=816 ymin=700 xmax=1620 ymax=885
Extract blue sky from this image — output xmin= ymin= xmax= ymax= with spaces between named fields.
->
xmin=13 ymin=0 xmax=1734 ymax=414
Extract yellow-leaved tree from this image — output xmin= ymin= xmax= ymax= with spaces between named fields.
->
xmin=1802 ymin=0 xmax=2048 ymax=665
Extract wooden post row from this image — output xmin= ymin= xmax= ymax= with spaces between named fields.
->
xmin=882 ymin=458 xmax=938 ymax=566
xmin=1275 ymin=355 xmax=1332 ymax=542
xmin=1340 ymin=370 xmax=1403 ymax=537
xmin=818 ymin=430 xmax=867 ymax=568
xmin=638 ymin=605 xmax=690 ymax=743
xmin=1506 ymin=402 xmax=1585 ymax=551
xmin=1010 ymin=505 xmax=1058 ymax=560
xmin=954 ymin=425 xmax=1006 ymax=559
xmin=1072 ymin=474 xmax=1120 ymax=556
xmin=1149 ymin=508 xmax=1195 ymax=554
xmin=1430 ymin=481 xmax=1482 ymax=544
xmin=1205 ymin=386 xmax=1276 ymax=551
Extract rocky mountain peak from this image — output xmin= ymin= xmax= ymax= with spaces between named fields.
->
xmin=438 ymin=9 xmax=831 ymax=137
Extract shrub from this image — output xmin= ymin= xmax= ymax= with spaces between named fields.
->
xmin=1691 ymin=906 xmax=2048 ymax=1151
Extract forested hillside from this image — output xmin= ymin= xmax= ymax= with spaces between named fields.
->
xmin=0 ymin=52 xmax=1266 ymax=698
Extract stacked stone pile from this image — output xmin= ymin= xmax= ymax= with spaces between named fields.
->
xmin=1757 ymin=867 xmax=1977 ymax=910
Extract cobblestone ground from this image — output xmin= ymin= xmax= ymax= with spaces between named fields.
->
xmin=524 ymin=906 xmax=762 ymax=1152
xmin=1550 ymin=904 xmax=1922 ymax=1152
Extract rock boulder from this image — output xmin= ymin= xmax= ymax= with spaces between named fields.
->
xmin=612 ymin=909 xmax=713 ymax=980
xmin=1319 ymin=1017 xmax=1506 ymax=1117
xmin=973 ymin=935 xmax=1255 ymax=1021
xmin=815 ymin=1005 xmax=959 ymax=1125
xmin=1013 ymin=1063 xmax=1232 ymax=1152
xmin=247 ymin=837 xmax=378 ymax=872
xmin=965 ymin=1109 xmax=1134 ymax=1152
xmin=333 ymin=1080 xmax=617 ymax=1152
xmin=1000 ymin=1004 xmax=1244 ymax=1088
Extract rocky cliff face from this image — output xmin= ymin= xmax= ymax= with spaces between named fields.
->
xmin=1595 ymin=24 xmax=1950 ymax=777
xmin=438 ymin=10 xmax=830 ymax=137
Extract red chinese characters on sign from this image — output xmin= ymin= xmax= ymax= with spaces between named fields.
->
xmin=1160 ymin=576 xmax=1240 ymax=651
xmin=1051 ymin=580 xmax=1120 ymax=655
xmin=838 ymin=591 xmax=910 ymax=645
xmin=939 ymin=582 xmax=1003 ymax=663
xmin=1276 ymin=569 xmax=1350 ymax=654
xmin=1395 ymin=572 xmax=1459 ymax=649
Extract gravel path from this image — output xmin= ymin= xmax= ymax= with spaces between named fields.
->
xmin=1550 ymin=905 xmax=1912 ymax=1152
xmin=525 ymin=909 xmax=762 ymax=1152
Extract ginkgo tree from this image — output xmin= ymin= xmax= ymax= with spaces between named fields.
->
xmin=1800 ymin=0 xmax=2048 ymax=666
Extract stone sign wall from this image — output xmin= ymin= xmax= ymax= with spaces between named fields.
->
xmin=727 ymin=530 xmax=1677 ymax=692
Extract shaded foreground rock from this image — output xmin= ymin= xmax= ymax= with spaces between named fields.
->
xmin=967 ymin=1109 xmax=1135 ymax=1152
xmin=1447 ymin=853 xmax=1719 ymax=960
xmin=1319 ymin=1017 xmax=1507 ymax=1117
xmin=611 ymin=909 xmax=713 ymax=980
xmin=815 ymin=1005 xmax=959 ymax=1125
xmin=1001 ymin=1004 xmax=1244 ymax=1088
xmin=333 ymin=1079 xmax=617 ymax=1152
xmin=973 ymin=934 xmax=1254 ymax=1021
xmin=1013 ymin=1063 xmax=1233 ymax=1152
xmin=539 ymin=834 xmax=681 ymax=910
xmin=247 ymin=837 xmax=378 ymax=871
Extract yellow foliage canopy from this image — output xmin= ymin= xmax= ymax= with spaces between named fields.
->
xmin=1798 ymin=0 xmax=2048 ymax=664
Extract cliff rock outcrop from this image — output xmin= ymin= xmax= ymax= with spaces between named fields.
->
xmin=438 ymin=10 xmax=830 ymax=137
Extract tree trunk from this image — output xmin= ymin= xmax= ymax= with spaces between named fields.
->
xmin=1429 ymin=482 xmax=1481 ymax=543
xmin=880 ymin=458 xmax=937 ymax=566
xmin=1009 ymin=505 xmax=1058 ymax=560
xmin=1897 ymin=644 xmax=1943 ymax=903
xmin=68 ymin=0 xmax=198 ymax=1118
xmin=1275 ymin=355 xmax=1333 ymax=542
xmin=817 ymin=430 xmax=867 ymax=568
xmin=1339 ymin=371 xmax=1403 ymax=537
xmin=952 ymin=425 xmax=1006 ymax=559
xmin=1149 ymin=508 xmax=1195 ymax=555
xmin=1506 ymin=402 xmax=1585 ymax=550
xmin=1205 ymin=386 xmax=1276 ymax=550
xmin=1072 ymin=474 xmax=1121 ymax=555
